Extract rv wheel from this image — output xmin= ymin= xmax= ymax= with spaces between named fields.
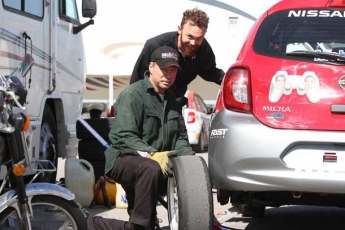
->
xmin=38 ymin=105 xmax=57 ymax=183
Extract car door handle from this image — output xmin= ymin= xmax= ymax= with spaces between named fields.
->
xmin=331 ymin=104 xmax=345 ymax=113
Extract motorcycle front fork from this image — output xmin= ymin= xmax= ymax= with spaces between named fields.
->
xmin=6 ymin=123 xmax=33 ymax=230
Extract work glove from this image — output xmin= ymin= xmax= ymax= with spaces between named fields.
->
xmin=147 ymin=151 xmax=178 ymax=177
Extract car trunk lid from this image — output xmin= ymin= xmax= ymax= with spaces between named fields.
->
xmin=248 ymin=53 xmax=345 ymax=130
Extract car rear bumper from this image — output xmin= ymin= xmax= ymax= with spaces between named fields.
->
xmin=209 ymin=109 xmax=345 ymax=194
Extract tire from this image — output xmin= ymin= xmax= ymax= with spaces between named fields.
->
xmin=167 ymin=155 xmax=213 ymax=230
xmin=76 ymin=118 xmax=113 ymax=140
xmin=192 ymin=129 xmax=204 ymax=153
xmin=236 ymin=204 xmax=266 ymax=217
xmin=38 ymin=105 xmax=58 ymax=183
xmin=0 ymin=195 xmax=87 ymax=229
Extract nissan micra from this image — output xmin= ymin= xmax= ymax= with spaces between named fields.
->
xmin=209 ymin=0 xmax=345 ymax=217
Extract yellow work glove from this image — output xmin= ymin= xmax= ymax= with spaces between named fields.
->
xmin=147 ymin=151 xmax=178 ymax=176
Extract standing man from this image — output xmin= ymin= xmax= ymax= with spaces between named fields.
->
xmin=130 ymin=8 xmax=225 ymax=106
xmin=87 ymin=46 xmax=193 ymax=230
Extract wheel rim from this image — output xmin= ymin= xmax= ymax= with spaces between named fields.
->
xmin=39 ymin=123 xmax=56 ymax=182
xmin=167 ymin=176 xmax=178 ymax=230
xmin=0 ymin=201 xmax=78 ymax=229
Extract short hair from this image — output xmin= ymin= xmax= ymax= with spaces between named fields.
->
xmin=305 ymin=75 xmax=315 ymax=81
xmin=180 ymin=8 xmax=209 ymax=29
xmin=275 ymin=74 xmax=285 ymax=81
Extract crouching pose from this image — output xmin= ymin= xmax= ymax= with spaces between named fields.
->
xmin=87 ymin=46 xmax=193 ymax=230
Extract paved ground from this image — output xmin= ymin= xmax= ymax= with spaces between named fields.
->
xmin=55 ymin=153 xmax=345 ymax=230
xmin=56 ymin=153 xmax=243 ymax=229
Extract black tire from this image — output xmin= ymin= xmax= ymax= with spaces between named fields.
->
xmin=76 ymin=118 xmax=113 ymax=140
xmin=38 ymin=105 xmax=58 ymax=183
xmin=217 ymin=189 xmax=230 ymax=205
xmin=78 ymin=139 xmax=107 ymax=161
xmin=167 ymin=155 xmax=213 ymax=230
xmin=192 ymin=129 xmax=204 ymax=153
xmin=236 ymin=204 xmax=266 ymax=217
xmin=0 ymin=195 xmax=87 ymax=229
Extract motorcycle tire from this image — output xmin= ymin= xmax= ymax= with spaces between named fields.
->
xmin=0 ymin=195 xmax=87 ymax=229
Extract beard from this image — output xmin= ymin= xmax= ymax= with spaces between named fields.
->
xmin=179 ymin=35 xmax=199 ymax=57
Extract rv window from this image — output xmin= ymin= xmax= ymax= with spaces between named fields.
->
xmin=3 ymin=0 xmax=20 ymax=10
xmin=3 ymin=0 xmax=43 ymax=17
xmin=60 ymin=0 xmax=79 ymax=23
xmin=25 ymin=0 xmax=43 ymax=17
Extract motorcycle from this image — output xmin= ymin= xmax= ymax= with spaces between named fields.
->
xmin=0 ymin=54 xmax=88 ymax=229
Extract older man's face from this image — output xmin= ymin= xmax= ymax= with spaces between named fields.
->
xmin=149 ymin=63 xmax=178 ymax=94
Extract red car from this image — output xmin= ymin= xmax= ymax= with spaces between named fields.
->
xmin=209 ymin=0 xmax=345 ymax=217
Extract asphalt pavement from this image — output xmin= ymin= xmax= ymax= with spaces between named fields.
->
xmin=56 ymin=153 xmax=243 ymax=230
xmin=53 ymin=153 xmax=345 ymax=230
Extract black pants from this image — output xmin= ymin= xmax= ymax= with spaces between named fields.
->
xmin=87 ymin=155 xmax=165 ymax=230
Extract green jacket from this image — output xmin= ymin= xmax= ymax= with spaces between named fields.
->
xmin=104 ymin=77 xmax=192 ymax=174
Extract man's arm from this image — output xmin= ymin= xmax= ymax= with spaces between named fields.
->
xmin=198 ymin=41 xmax=225 ymax=85
xmin=130 ymin=41 xmax=158 ymax=84
xmin=199 ymin=66 xmax=225 ymax=85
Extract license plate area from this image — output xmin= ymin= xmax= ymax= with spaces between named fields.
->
xmin=323 ymin=152 xmax=337 ymax=163
xmin=282 ymin=145 xmax=345 ymax=173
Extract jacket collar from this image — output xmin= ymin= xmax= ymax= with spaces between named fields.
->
xmin=144 ymin=76 xmax=175 ymax=99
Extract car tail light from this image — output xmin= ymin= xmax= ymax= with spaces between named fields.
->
xmin=223 ymin=68 xmax=252 ymax=113
xmin=187 ymin=111 xmax=196 ymax=123
xmin=328 ymin=0 xmax=345 ymax=7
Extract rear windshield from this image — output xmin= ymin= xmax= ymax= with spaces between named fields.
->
xmin=254 ymin=9 xmax=345 ymax=59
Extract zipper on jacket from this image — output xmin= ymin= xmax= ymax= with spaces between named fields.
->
xmin=161 ymin=99 xmax=168 ymax=151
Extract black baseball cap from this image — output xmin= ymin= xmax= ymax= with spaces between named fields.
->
xmin=150 ymin=46 xmax=180 ymax=69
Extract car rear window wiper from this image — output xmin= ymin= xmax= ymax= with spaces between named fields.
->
xmin=286 ymin=51 xmax=345 ymax=62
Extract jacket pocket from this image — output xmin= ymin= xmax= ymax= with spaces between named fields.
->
xmin=167 ymin=111 xmax=180 ymax=120
xmin=167 ymin=111 xmax=181 ymax=135
xmin=144 ymin=108 xmax=160 ymax=136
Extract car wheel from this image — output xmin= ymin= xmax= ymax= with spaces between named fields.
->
xmin=236 ymin=204 xmax=266 ymax=217
xmin=38 ymin=105 xmax=57 ymax=183
xmin=192 ymin=129 xmax=204 ymax=153
xmin=167 ymin=155 xmax=213 ymax=230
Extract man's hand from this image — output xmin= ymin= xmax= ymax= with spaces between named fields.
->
xmin=147 ymin=151 xmax=178 ymax=176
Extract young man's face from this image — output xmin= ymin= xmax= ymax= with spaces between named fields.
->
xmin=305 ymin=76 xmax=315 ymax=90
xmin=275 ymin=76 xmax=286 ymax=89
xmin=149 ymin=63 xmax=178 ymax=94
xmin=178 ymin=20 xmax=207 ymax=57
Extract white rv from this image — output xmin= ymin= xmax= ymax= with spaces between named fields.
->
xmin=81 ymin=0 xmax=281 ymax=108
xmin=0 ymin=0 xmax=97 ymax=182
